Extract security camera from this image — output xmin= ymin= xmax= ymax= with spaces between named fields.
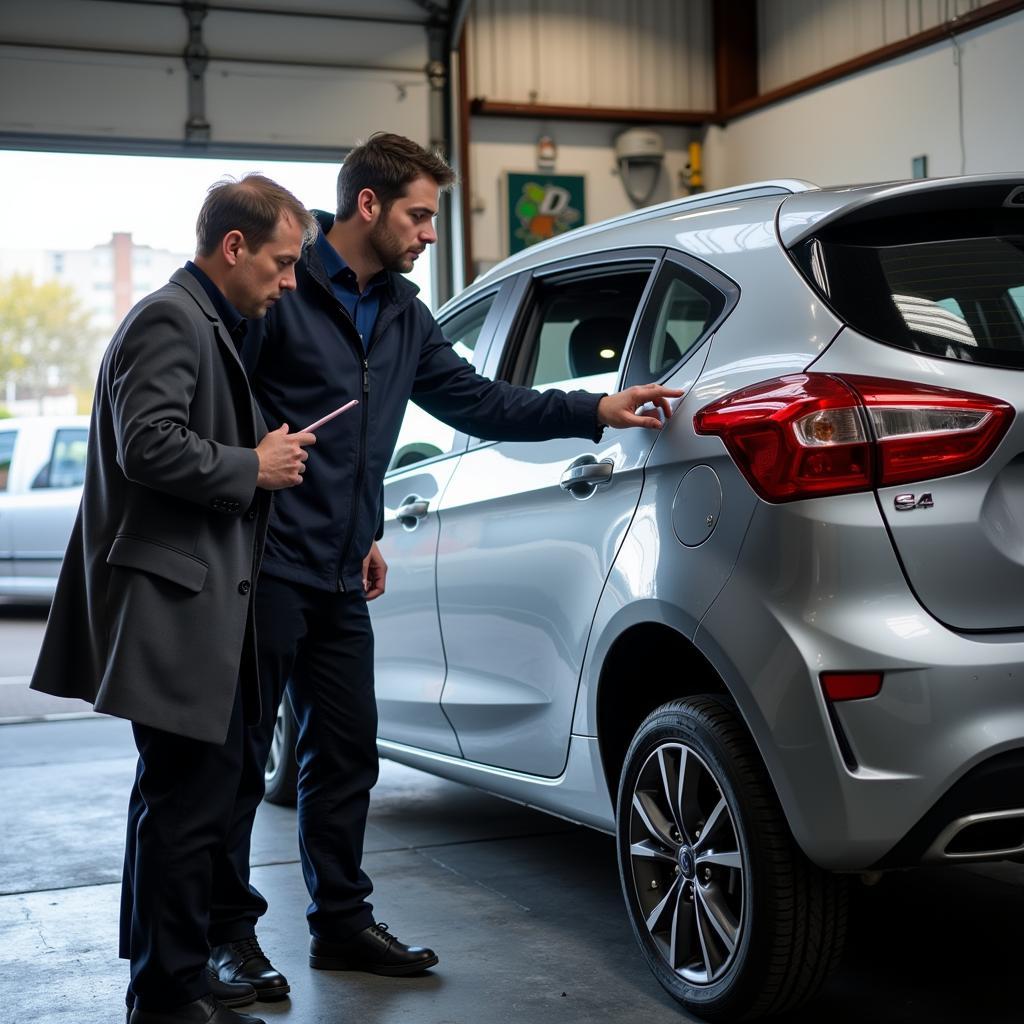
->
xmin=614 ymin=128 xmax=665 ymax=164
xmin=615 ymin=129 xmax=665 ymax=206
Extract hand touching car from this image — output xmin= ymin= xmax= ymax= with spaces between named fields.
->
xmin=597 ymin=383 xmax=685 ymax=430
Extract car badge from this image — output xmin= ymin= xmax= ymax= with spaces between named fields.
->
xmin=894 ymin=492 xmax=934 ymax=511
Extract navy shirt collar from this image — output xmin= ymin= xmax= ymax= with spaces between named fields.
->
xmin=185 ymin=260 xmax=247 ymax=345
xmin=314 ymin=230 xmax=387 ymax=296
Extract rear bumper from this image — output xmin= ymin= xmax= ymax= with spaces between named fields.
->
xmin=695 ymin=492 xmax=1024 ymax=870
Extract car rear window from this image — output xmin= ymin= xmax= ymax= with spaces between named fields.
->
xmin=793 ymin=212 xmax=1024 ymax=369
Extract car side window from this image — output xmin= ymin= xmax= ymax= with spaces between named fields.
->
xmin=32 ymin=428 xmax=88 ymax=489
xmin=0 ymin=431 xmax=14 ymax=492
xmin=509 ymin=267 xmax=652 ymax=396
xmin=623 ymin=262 xmax=727 ymax=388
xmin=388 ymin=295 xmax=496 ymax=472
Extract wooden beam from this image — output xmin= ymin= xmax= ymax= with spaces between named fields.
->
xmin=469 ymin=100 xmax=714 ymax=126
xmin=713 ymin=0 xmax=758 ymax=118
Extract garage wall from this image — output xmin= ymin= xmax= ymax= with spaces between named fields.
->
xmin=466 ymin=0 xmax=714 ymax=111
xmin=0 ymin=0 xmax=432 ymax=154
xmin=467 ymin=118 xmax=697 ymax=272
xmin=757 ymin=0 xmax=988 ymax=91
xmin=703 ymin=8 xmax=1024 ymax=189
xmin=462 ymin=0 xmax=710 ymax=274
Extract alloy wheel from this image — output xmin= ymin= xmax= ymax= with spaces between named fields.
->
xmin=627 ymin=741 xmax=745 ymax=985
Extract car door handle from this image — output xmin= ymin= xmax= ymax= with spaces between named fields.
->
xmin=560 ymin=456 xmax=614 ymax=499
xmin=396 ymin=497 xmax=430 ymax=528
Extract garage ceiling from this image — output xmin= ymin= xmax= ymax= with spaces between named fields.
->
xmin=0 ymin=0 xmax=459 ymax=157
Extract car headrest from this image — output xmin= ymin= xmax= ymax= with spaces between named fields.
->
xmin=568 ymin=316 xmax=630 ymax=377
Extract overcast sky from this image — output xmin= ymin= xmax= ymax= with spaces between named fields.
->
xmin=0 ymin=149 xmax=433 ymax=304
xmin=1 ymin=150 xmax=340 ymax=252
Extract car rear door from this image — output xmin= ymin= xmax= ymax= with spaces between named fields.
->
xmin=434 ymin=249 xmax=718 ymax=777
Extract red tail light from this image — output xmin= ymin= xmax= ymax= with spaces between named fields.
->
xmin=693 ymin=373 xmax=1013 ymax=502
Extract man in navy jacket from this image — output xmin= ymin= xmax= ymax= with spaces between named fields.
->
xmin=207 ymin=134 xmax=681 ymax=996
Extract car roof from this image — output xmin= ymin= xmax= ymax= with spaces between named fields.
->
xmin=441 ymin=172 xmax=1024 ymax=318
xmin=441 ymin=179 xmax=818 ymax=315
xmin=0 ymin=415 xmax=89 ymax=432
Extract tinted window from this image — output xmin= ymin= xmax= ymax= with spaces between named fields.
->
xmin=388 ymin=295 xmax=496 ymax=472
xmin=623 ymin=261 xmax=728 ymax=388
xmin=0 ymin=430 xmax=14 ymax=492
xmin=511 ymin=267 xmax=651 ymax=395
xmin=32 ymin=428 xmax=88 ymax=489
xmin=796 ymin=216 xmax=1024 ymax=368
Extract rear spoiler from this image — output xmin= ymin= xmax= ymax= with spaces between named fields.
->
xmin=777 ymin=174 xmax=1024 ymax=248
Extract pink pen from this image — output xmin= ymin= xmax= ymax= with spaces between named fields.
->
xmin=301 ymin=399 xmax=359 ymax=433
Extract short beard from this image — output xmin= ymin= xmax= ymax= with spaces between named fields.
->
xmin=369 ymin=217 xmax=413 ymax=274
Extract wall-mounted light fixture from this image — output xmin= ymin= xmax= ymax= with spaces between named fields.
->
xmin=536 ymin=135 xmax=557 ymax=171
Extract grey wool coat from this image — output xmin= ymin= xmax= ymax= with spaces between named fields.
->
xmin=30 ymin=268 xmax=272 ymax=744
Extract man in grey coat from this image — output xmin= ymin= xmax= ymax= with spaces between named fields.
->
xmin=30 ymin=175 xmax=317 ymax=1024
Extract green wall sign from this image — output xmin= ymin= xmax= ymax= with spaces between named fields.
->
xmin=506 ymin=172 xmax=585 ymax=255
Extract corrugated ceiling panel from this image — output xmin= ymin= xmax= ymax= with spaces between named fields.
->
xmin=759 ymin=0 xmax=987 ymax=92
xmin=467 ymin=0 xmax=714 ymax=111
xmin=0 ymin=0 xmax=430 ymax=151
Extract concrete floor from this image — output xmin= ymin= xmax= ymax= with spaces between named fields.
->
xmin=2 ymin=717 xmax=1024 ymax=1023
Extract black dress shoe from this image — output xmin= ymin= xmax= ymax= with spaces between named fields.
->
xmin=206 ymin=963 xmax=256 ymax=1007
xmin=129 ymin=994 xmax=266 ymax=1024
xmin=126 ymin=970 xmax=254 ymax=1024
xmin=209 ymin=937 xmax=290 ymax=1001
xmin=309 ymin=921 xmax=439 ymax=976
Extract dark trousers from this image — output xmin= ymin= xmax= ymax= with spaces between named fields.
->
xmin=208 ymin=574 xmax=379 ymax=943
xmin=119 ymin=683 xmax=246 ymax=1010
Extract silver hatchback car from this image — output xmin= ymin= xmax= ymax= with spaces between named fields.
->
xmin=267 ymin=174 xmax=1024 ymax=1020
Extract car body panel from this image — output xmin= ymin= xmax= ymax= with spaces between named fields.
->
xmin=696 ymin=490 xmax=1024 ymax=869
xmin=379 ymin=732 xmax=615 ymax=833
xmin=374 ymin=456 xmax=464 ymax=756
xmin=810 ymin=327 xmax=1024 ymax=631
xmin=0 ymin=416 xmax=87 ymax=601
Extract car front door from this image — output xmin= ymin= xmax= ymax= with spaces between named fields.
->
xmin=372 ymin=289 xmax=506 ymax=755
xmin=434 ymin=250 xmax=704 ymax=777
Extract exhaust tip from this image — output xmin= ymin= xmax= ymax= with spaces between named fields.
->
xmin=926 ymin=808 xmax=1024 ymax=862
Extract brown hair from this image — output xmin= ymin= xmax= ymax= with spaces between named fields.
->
xmin=336 ymin=132 xmax=456 ymax=220
xmin=195 ymin=173 xmax=317 ymax=257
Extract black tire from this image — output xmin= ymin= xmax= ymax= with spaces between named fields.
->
xmin=615 ymin=696 xmax=846 ymax=1021
xmin=264 ymin=697 xmax=298 ymax=807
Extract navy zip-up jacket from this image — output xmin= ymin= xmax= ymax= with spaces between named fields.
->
xmin=244 ymin=211 xmax=605 ymax=594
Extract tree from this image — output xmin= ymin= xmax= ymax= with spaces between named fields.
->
xmin=0 ymin=273 xmax=101 ymax=408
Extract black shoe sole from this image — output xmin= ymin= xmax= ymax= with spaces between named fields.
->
xmin=219 ymin=990 xmax=258 ymax=1008
xmin=252 ymin=986 xmax=291 ymax=1002
xmin=308 ymin=953 xmax=439 ymax=976
xmin=128 ymin=991 xmax=257 ymax=1018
